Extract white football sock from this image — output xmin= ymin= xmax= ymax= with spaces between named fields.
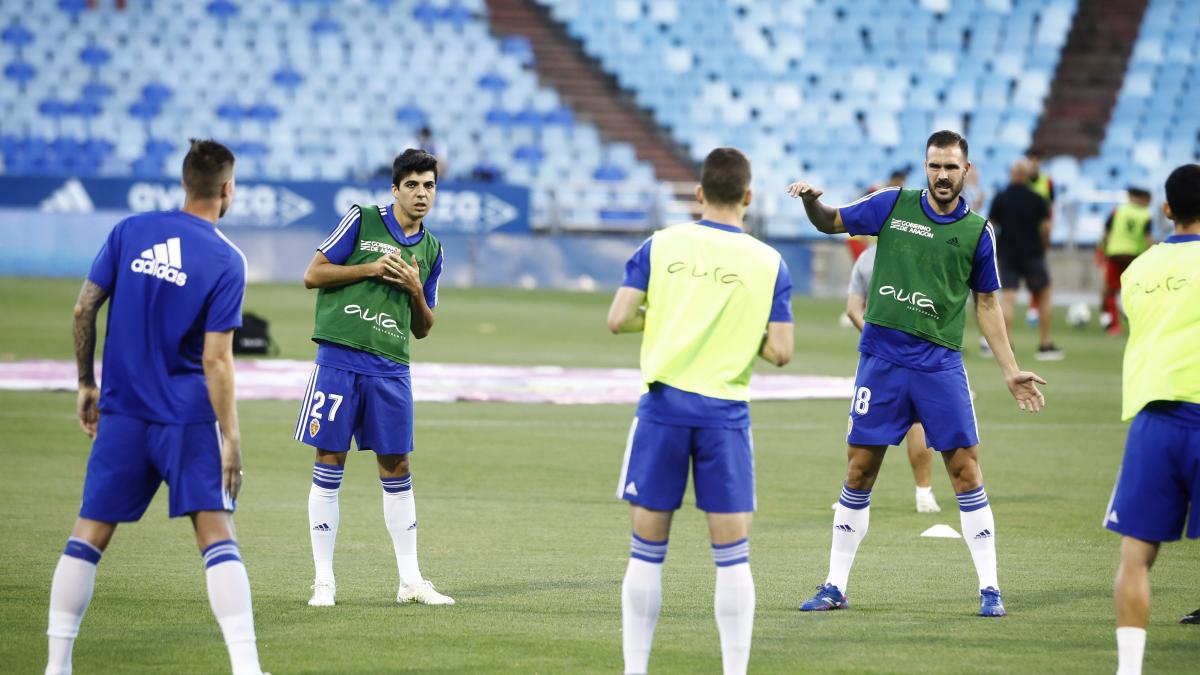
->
xmin=622 ymin=545 xmax=664 ymax=675
xmin=202 ymin=541 xmax=263 ymax=675
xmin=827 ymin=485 xmax=871 ymax=593
xmin=381 ymin=475 xmax=422 ymax=586
xmin=957 ymin=487 xmax=999 ymax=590
xmin=309 ymin=463 xmax=343 ymax=585
xmin=1116 ymin=626 xmax=1146 ymax=675
xmin=46 ymin=539 xmax=101 ymax=675
xmin=713 ymin=540 xmax=753 ymax=675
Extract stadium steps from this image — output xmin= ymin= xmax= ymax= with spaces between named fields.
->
xmin=1032 ymin=0 xmax=1150 ymax=158
xmin=484 ymin=0 xmax=698 ymax=182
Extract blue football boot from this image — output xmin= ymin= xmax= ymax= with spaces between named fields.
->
xmin=979 ymin=586 xmax=1006 ymax=617
xmin=799 ymin=584 xmax=849 ymax=611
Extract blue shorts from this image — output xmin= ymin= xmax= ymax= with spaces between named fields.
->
xmin=1104 ymin=408 xmax=1200 ymax=542
xmin=615 ymin=418 xmax=755 ymax=513
xmin=80 ymin=413 xmax=231 ymax=522
xmin=847 ymin=353 xmax=979 ymax=451
xmin=294 ymin=364 xmax=414 ymax=455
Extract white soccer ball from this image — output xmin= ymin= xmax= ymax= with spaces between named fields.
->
xmin=1067 ymin=302 xmax=1092 ymax=328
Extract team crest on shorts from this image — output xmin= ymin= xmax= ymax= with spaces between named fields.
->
xmin=846 ymin=415 xmax=853 ymax=438
xmin=309 ymin=418 xmax=321 ymax=437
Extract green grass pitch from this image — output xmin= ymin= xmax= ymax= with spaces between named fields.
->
xmin=1 ymin=277 xmax=1196 ymax=673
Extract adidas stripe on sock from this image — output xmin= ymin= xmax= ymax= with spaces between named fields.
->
xmin=713 ymin=539 xmax=754 ymax=675
xmin=380 ymin=474 xmax=413 ymax=494
xmin=382 ymin=474 xmax=421 ymax=585
xmin=957 ymin=486 xmax=999 ymax=590
xmin=712 ymin=538 xmax=749 ymax=567
xmin=312 ymin=462 xmax=344 ymax=490
xmin=623 ymin=534 xmax=667 ymax=675
xmin=956 ymin=485 xmax=989 ymax=512
xmin=828 ymin=485 xmax=871 ymax=593
xmin=309 ymin=463 xmax=343 ymax=586
xmin=838 ymin=484 xmax=871 ymax=510
xmin=630 ymin=533 xmax=668 ymax=564
xmin=47 ymin=538 xmax=103 ymax=675
xmin=201 ymin=540 xmax=263 ymax=675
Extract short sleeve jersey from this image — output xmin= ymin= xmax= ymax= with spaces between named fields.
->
xmin=847 ymin=245 xmax=876 ymax=297
xmin=87 ymin=210 xmax=247 ymax=424
xmin=839 ymin=188 xmax=1000 ymax=371
xmin=314 ymin=205 xmax=445 ymax=376
xmin=621 ymin=219 xmax=793 ymax=427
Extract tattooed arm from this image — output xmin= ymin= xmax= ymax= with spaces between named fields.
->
xmin=73 ymin=280 xmax=109 ymax=438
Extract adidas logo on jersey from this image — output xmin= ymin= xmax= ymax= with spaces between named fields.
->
xmin=947 ymin=237 xmax=961 ymax=247
xmin=130 ymin=237 xmax=188 ymax=286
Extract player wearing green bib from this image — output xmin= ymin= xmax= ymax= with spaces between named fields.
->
xmin=1105 ymin=164 xmax=1200 ymax=675
xmin=608 ymin=148 xmax=794 ymax=675
xmin=788 ymin=131 xmax=1047 ymax=618
xmin=295 ymin=150 xmax=453 ymax=608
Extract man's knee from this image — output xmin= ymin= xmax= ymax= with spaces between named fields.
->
xmin=316 ymin=449 xmax=348 ymax=467
xmin=844 ymin=446 xmax=884 ymax=490
xmin=377 ymin=452 xmax=411 ymax=476
xmin=70 ymin=518 xmax=117 ymax=552
xmin=943 ymin=448 xmax=983 ymax=492
xmin=190 ymin=510 xmax=234 ymax=550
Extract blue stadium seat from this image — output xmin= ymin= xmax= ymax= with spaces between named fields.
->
xmin=206 ymin=1 xmax=239 ymax=22
xmin=1 ymin=22 xmax=34 ymax=49
xmin=3 ymin=59 xmax=35 ymax=87
xmin=79 ymin=44 xmax=110 ymax=68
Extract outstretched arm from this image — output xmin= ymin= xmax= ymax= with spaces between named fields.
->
xmin=607 ymin=287 xmax=647 ymax=334
xmin=73 ymin=280 xmax=109 ymax=438
xmin=786 ymin=181 xmax=846 ymax=234
xmin=976 ymin=291 xmax=1047 ymax=412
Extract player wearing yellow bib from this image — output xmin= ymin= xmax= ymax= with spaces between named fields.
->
xmin=1105 ymin=164 xmax=1200 ymax=675
xmin=1098 ymin=187 xmax=1154 ymax=336
xmin=608 ymin=148 xmax=794 ymax=675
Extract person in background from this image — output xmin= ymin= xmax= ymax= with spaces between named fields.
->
xmin=1098 ymin=187 xmax=1154 ymax=336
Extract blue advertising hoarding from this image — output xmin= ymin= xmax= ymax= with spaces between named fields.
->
xmin=0 ymin=176 xmax=530 ymax=233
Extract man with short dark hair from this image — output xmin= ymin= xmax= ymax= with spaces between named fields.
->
xmin=1105 ymin=163 xmax=1200 ymax=675
xmin=47 ymin=139 xmax=267 ymax=675
xmin=788 ymin=130 xmax=1046 ymax=618
xmin=1099 ymin=187 xmax=1154 ymax=335
xmin=990 ymin=158 xmax=1062 ymax=360
xmin=608 ymin=147 xmax=793 ymax=675
xmin=297 ymin=149 xmax=451 ymax=607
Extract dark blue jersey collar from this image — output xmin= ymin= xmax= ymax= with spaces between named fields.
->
xmin=697 ymin=219 xmax=745 ymax=234
xmin=919 ymin=190 xmax=970 ymax=223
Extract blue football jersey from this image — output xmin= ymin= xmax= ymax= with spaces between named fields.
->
xmin=87 ymin=210 xmax=246 ymax=424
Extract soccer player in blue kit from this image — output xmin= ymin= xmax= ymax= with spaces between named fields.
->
xmin=297 ymin=149 xmax=451 ymax=607
xmin=788 ymin=131 xmax=1047 ymax=617
xmin=46 ymin=140 xmax=267 ymax=675
xmin=1105 ymin=164 xmax=1200 ymax=675
xmin=608 ymin=148 xmax=794 ymax=675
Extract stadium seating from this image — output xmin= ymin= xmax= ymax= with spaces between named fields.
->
xmin=0 ymin=0 xmax=659 ymax=228
xmin=537 ymin=0 xmax=1076 ymax=235
xmin=1081 ymin=0 xmax=1199 ymax=194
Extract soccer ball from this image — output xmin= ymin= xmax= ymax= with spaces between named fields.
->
xmin=1066 ymin=302 xmax=1092 ymax=328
